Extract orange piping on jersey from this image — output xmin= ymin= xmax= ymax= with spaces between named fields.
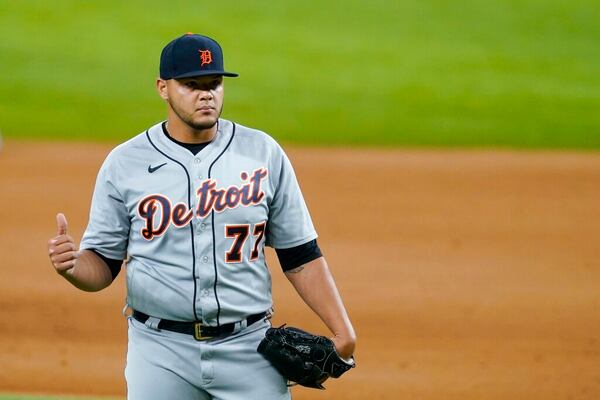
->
xmin=137 ymin=194 xmax=173 ymax=241
xmin=172 ymin=202 xmax=194 ymax=227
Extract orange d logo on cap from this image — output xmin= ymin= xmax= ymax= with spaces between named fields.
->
xmin=199 ymin=50 xmax=213 ymax=67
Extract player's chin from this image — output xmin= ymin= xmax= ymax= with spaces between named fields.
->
xmin=188 ymin=115 xmax=218 ymax=130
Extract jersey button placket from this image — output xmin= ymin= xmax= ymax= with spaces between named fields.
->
xmin=191 ymin=157 xmax=212 ymax=322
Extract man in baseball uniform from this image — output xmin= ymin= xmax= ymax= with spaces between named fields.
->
xmin=47 ymin=33 xmax=356 ymax=399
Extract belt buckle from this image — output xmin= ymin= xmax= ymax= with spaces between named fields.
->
xmin=194 ymin=322 xmax=213 ymax=341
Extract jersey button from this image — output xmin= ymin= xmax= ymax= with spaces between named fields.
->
xmin=200 ymin=223 xmax=206 ymax=230
xmin=194 ymin=158 xmax=201 ymax=164
xmin=202 ymin=256 xmax=209 ymax=263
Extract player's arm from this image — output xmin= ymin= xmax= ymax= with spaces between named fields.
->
xmin=48 ymin=213 xmax=118 ymax=292
xmin=284 ymin=255 xmax=356 ymax=360
xmin=268 ymin=147 xmax=355 ymax=357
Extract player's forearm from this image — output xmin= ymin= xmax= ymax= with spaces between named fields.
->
xmin=62 ymin=249 xmax=114 ymax=292
xmin=285 ymin=256 xmax=356 ymax=358
xmin=48 ymin=213 xmax=114 ymax=292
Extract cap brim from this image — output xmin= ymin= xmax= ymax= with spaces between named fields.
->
xmin=170 ymin=70 xmax=239 ymax=79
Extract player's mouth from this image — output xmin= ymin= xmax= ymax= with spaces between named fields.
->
xmin=196 ymin=106 xmax=214 ymax=113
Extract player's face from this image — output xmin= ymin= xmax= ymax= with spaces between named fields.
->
xmin=159 ymin=75 xmax=224 ymax=131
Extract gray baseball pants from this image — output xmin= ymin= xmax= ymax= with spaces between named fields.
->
xmin=125 ymin=316 xmax=290 ymax=399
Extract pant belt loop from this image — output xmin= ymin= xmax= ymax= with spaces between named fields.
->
xmin=145 ymin=316 xmax=161 ymax=331
xmin=233 ymin=318 xmax=248 ymax=334
xmin=122 ymin=303 xmax=131 ymax=318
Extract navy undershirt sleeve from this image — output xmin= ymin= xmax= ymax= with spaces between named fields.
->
xmin=89 ymin=249 xmax=122 ymax=280
xmin=275 ymin=239 xmax=323 ymax=272
xmin=90 ymin=241 xmax=320 ymax=276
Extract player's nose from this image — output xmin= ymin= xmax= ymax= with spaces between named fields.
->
xmin=198 ymin=89 xmax=213 ymax=101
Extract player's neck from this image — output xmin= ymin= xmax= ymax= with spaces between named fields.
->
xmin=166 ymin=116 xmax=217 ymax=144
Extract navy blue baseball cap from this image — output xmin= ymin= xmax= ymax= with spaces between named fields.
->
xmin=160 ymin=33 xmax=238 ymax=79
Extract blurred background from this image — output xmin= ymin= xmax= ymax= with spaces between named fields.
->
xmin=0 ymin=0 xmax=599 ymax=148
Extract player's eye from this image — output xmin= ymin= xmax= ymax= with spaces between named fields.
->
xmin=183 ymin=79 xmax=220 ymax=91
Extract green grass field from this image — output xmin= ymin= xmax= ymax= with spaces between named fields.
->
xmin=1 ymin=1 xmax=599 ymax=149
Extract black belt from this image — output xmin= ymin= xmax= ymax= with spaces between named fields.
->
xmin=132 ymin=310 xmax=267 ymax=341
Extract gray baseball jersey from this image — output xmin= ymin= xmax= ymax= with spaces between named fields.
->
xmin=80 ymin=118 xmax=317 ymax=324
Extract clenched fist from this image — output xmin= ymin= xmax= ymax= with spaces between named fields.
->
xmin=47 ymin=213 xmax=79 ymax=276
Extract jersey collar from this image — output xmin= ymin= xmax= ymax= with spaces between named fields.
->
xmin=148 ymin=118 xmax=233 ymax=163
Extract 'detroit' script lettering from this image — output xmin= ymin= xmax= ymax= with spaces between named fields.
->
xmin=137 ymin=168 xmax=268 ymax=240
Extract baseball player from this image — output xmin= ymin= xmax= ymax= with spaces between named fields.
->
xmin=47 ymin=33 xmax=356 ymax=399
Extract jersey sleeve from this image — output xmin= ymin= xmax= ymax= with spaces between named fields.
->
xmin=266 ymin=147 xmax=317 ymax=249
xmin=79 ymin=154 xmax=130 ymax=260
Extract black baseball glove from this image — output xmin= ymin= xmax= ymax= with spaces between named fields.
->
xmin=257 ymin=325 xmax=355 ymax=389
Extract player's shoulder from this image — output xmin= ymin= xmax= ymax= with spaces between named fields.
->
xmin=99 ymin=123 xmax=161 ymax=168
xmin=226 ymin=119 xmax=287 ymax=160
xmin=228 ymin=120 xmax=281 ymax=148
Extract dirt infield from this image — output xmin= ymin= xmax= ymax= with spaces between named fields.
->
xmin=1 ymin=140 xmax=599 ymax=399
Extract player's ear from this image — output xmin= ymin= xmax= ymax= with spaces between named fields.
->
xmin=156 ymin=78 xmax=169 ymax=100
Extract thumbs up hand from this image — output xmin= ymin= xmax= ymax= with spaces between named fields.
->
xmin=48 ymin=213 xmax=79 ymax=276
xmin=56 ymin=212 xmax=68 ymax=236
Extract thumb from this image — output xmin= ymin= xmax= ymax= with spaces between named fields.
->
xmin=56 ymin=213 xmax=68 ymax=236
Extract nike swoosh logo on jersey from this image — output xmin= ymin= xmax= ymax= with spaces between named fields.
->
xmin=148 ymin=163 xmax=167 ymax=173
